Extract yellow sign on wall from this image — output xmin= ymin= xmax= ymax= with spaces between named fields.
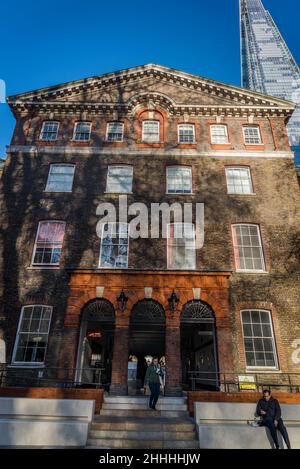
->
xmin=238 ymin=375 xmax=257 ymax=391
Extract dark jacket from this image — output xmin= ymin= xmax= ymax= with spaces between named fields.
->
xmin=144 ymin=364 xmax=163 ymax=385
xmin=256 ymin=397 xmax=281 ymax=421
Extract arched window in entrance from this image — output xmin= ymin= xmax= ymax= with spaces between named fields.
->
xmin=81 ymin=299 xmax=115 ymax=322
xmin=181 ymin=300 xmax=215 ymax=323
xmin=129 ymin=300 xmax=165 ymax=394
xmin=131 ymin=299 xmax=165 ymax=324
xmin=181 ymin=300 xmax=219 ymax=391
xmin=76 ymin=299 xmax=115 ymax=388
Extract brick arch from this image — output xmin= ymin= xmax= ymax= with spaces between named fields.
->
xmin=81 ymin=298 xmax=115 ymax=323
xmin=65 ymin=290 xmax=119 ymax=327
xmin=130 ymin=298 xmax=166 ymax=324
xmin=133 ymin=106 xmax=168 ymax=144
xmin=180 ymin=299 xmax=215 ymax=323
xmin=127 ymin=92 xmax=175 ymax=113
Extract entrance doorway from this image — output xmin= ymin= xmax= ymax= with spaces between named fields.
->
xmin=181 ymin=300 xmax=219 ymax=391
xmin=129 ymin=300 xmax=165 ymax=393
xmin=76 ymin=299 xmax=115 ymax=388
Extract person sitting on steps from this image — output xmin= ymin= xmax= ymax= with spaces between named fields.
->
xmin=144 ymin=357 xmax=164 ymax=410
xmin=248 ymin=389 xmax=291 ymax=449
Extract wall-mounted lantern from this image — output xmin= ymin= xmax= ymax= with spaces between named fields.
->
xmin=168 ymin=290 xmax=179 ymax=313
xmin=117 ymin=290 xmax=128 ymax=312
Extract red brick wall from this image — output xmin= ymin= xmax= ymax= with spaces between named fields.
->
xmin=187 ymin=391 xmax=300 ymax=415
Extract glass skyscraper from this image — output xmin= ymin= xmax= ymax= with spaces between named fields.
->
xmin=240 ymin=0 xmax=300 ymax=164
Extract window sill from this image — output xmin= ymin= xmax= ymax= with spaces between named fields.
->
xmin=227 ymin=193 xmax=256 ymax=197
xmin=165 ymin=192 xmax=195 ymax=195
xmin=246 ymin=368 xmax=281 ymax=373
xmin=235 ymin=270 xmax=268 ymax=274
xmin=28 ymin=266 xmax=61 ymax=270
xmin=8 ymin=364 xmax=45 ymax=369
xmin=43 ymin=190 xmax=73 ymax=194
xmin=167 ymin=268 xmax=196 ymax=271
xmin=104 ymin=191 xmax=133 ymax=195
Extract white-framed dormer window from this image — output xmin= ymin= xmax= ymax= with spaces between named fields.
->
xmin=167 ymin=223 xmax=196 ymax=270
xmin=232 ymin=224 xmax=265 ymax=272
xmin=45 ymin=164 xmax=75 ymax=192
xmin=32 ymin=221 xmax=66 ymax=266
xmin=167 ymin=166 xmax=192 ymax=194
xmin=106 ymin=122 xmax=124 ymax=142
xmin=106 ymin=166 xmax=133 ymax=193
xmin=142 ymin=120 xmax=160 ymax=142
xmin=243 ymin=126 xmax=262 ymax=145
xmin=178 ymin=124 xmax=195 ymax=144
xmin=12 ymin=305 xmax=53 ymax=365
xmin=99 ymin=222 xmax=129 ymax=269
xmin=40 ymin=121 xmax=59 ymax=141
xmin=73 ymin=122 xmax=91 ymax=141
xmin=241 ymin=309 xmax=278 ymax=369
xmin=210 ymin=125 xmax=229 ymax=144
xmin=226 ymin=167 xmax=253 ymax=195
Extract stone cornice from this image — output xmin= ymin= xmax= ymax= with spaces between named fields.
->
xmin=8 ymin=100 xmax=293 ymax=118
xmin=7 ymin=64 xmax=295 ymax=118
xmin=7 ymin=145 xmax=294 ymax=159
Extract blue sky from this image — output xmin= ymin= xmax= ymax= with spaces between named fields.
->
xmin=0 ymin=0 xmax=299 ymax=156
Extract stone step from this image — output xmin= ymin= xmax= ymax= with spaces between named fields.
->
xmin=102 ymin=403 xmax=187 ymax=411
xmin=104 ymin=396 xmax=186 ymax=405
xmin=86 ymin=438 xmax=199 ymax=449
xmin=91 ymin=420 xmax=195 ymax=432
xmin=89 ymin=429 xmax=196 ymax=440
xmin=99 ymin=409 xmax=189 ymax=418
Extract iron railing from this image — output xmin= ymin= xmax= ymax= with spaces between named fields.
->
xmin=1 ymin=365 xmax=300 ymax=393
xmin=188 ymin=370 xmax=300 ymax=393
xmin=0 ymin=366 xmax=107 ymax=389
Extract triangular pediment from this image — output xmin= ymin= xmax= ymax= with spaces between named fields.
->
xmin=7 ymin=64 xmax=295 ymax=116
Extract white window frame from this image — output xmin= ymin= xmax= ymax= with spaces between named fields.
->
xmin=99 ymin=222 xmax=129 ymax=269
xmin=106 ymin=122 xmax=124 ymax=142
xmin=166 ymin=166 xmax=192 ymax=194
xmin=232 ymin=224 xmax=266 ymax=273
xmin=210 ymin=124 xmax=229 ymax=144
xmin=31 ymin=221 xmax=66 ymax=267
xmin=73 ymin=122 xmax=91 ymax=141
xmin=12 ymin=305 xmax=53 ymax=366
xmin=142 ymin=120 xmax=160 ymax=143
xmin=225 ymin=167 xmax=254 ymax=195
xmin=243 ymin=126 xmax=262 ymax=145
xmin=240 ymin=309 xmax=279 ymax=370
xmin=167 ymin=223 xmax=196 ymax=270
xmin=39 ymin=121 xmax=59 ymax=141
xmin=106 ymin=165 xmax=133 ymax=194
xmin=178 ymin=124 xmax=196 ymax=144
xmin=45 ymin=164 xmax=75 ymax=193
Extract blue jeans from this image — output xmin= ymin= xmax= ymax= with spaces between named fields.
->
xmin=149 ymin=382 xmax=160 ymax=409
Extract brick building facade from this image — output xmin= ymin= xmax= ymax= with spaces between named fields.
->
xmin=1 ymin=64 xmax=300 ymax=396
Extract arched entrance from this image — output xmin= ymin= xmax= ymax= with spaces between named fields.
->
xmin=181 ymin=300 xmax=219 ymax=391
xmin=129 ymin=299 xmax=165 ymax=393
xmin=76 ymin=299 xmax=115 ymax=388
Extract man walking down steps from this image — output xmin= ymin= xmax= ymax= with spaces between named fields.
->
xmin=144 ymin=357 xmax=164 ymax=410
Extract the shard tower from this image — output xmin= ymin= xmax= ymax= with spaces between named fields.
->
xmin=240 ymin=0 xmax=300 ymax=163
